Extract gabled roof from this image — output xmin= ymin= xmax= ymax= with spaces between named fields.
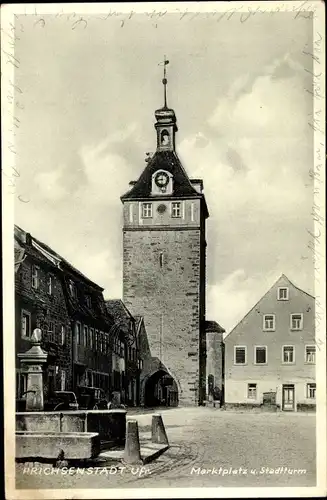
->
xmin=224 ymin=274 xmax=314 ymax=340
xmin=121 ymin=150 xmax=209 ymax=217
xmin=105 ymin=299 xmax=133 ymax=336
xmin=205 ymin=320 xmax=225 ymax=333
xmin=14 ymin=224 xmax=103 ymax=291
xmin=134 ymin=315 xmax=144 ymax=334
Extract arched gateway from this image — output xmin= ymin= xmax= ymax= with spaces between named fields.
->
xmin=143 ymin=370 xmax=178 ymax=407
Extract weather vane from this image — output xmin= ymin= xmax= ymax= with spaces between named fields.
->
xmin=158 ymin=56 xmax=169 ymax=107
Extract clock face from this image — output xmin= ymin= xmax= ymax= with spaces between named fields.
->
xmin=155 ymin=171 xmax=169 ymax=188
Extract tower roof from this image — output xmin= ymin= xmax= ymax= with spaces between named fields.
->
xmin=121 ymin=150 xmax=209 ymax=216
xmin=154 ymin=105 xmax=177 ymax=125
xmin=121 ymin=58 xmax=209 ymax=218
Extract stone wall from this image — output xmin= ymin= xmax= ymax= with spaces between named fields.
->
xmin=16 ymin=410 xmax=126 ymax=446
xmin=206 ymin=331 xmax=224 ymax=397
xmin=123 ymin=228 xmax=205 ymax=405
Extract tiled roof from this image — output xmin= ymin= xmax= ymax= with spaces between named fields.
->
xmin=121 ymin=150 xmax=209 ymax=216
xmin=14 ymin=225 xmax=103 ymax=290
xmin=205 ymin=320 xmax=225 ymax=333
xmin=14 ymin=224 xmax=111 ymax=329
xmin=105 ymin=299 xmax=132 ymax=335
xmin=134 ymin=315 xmax=144 ymax=332
xmin=34 ymin=237 xmax=103 ymax=291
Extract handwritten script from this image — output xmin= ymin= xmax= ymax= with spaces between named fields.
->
xmin=6 ymin=1 xmax=319 ymax=31
xmin=303 ymin=28 xmax=325 ymax=351
xmin=2 ymin=20 xmax=29 ymax=203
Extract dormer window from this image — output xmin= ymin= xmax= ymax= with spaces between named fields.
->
xmin=85 ymin=294 xmax=92 ymax=308
xmin=69 ymin=279 xmax=77 ymax=298
xmin=31 ymin=265 xmax=39 ymax=289
xmin=47 ymin=275 xmax=53 ymax=295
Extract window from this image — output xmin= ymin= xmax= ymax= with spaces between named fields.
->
xmin=138 ymin=359 xmax=144 ymax=370
xmin=159 ymin=252 xmax=164 ymax=268
xmin=48 ymin=321 xmax=55 ymax=342
xmin=248 ymin=383 xmax=257 ymax=399
xmin=21 ymin=310 xmax=31 ymax=338
xmin=234 ymin=346 xmax=246 ymax=365
xmin=99 ymin=331 xmax=103 ymax=352
xmin=47 ymin=275 xmax=53 ymax=295
xmin=141 ymin=203 xmax=152 ymax=218
xmin=103 ymin=333 xmax=108 ymax=354
xmin=83 ymin=326 xmax=88 ymax=347
xmin=290 ymin=313 xmax=303 ymax=330
xmin=94 ymin=330 xmax=98 ymax=351
xmin=76 ymin=322 xmax=82 ymax=345
xmin=60 ymin=370 xmax=66 ymax=391
xmin=61 ymin=325 xmax=66 ymax=345
xmin=306 ymin=383 xmax=316 ymax=399
xmin=305 ymin=345 xmax=316 ymax=364
xmin=263 ymin=314 xmax=275 ymax=331
xmin=85 ymin=294 xmax=92 ymax=308
xmin=283 ymin=345 xmax=295 ymax=364
xmin=89 ymin=328 xmax=94 ymax=350
xmin=31 ymin=265 xmax=39 ymax=289
xmin=69 ymin=279 xmax=77 ymax=298
xmin=255 ymin=346 xmax=267 ymax=364
xmin=160 ymin=129 xmax=170 ymax=146
xmin=278 ymin=287 xmax=289 ymax=300
xmin=191 ymin=202 xmax=195 ymax=222
xmin=171 ymin=201 xmax=182 ymax=218
xmin=86 ymin=370 xmax=93 ymax=387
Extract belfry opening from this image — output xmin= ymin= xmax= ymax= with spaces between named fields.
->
xmin=144 ymin=370 xmax=179 ymax=407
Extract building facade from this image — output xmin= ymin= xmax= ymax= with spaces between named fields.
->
xmin=105 ymin=299 xmax=143 ymax=406
xmin=15 ymin=225 xmax=118 ymax=403
xmin=224 ymin=275 xmax=316 ymax=411
xmin=15 ymin=226 xmax=73 ymax=399
xmin=62 ymin=264 xmax=114 ymax=400
xmin=121 ymin=78 xmax=209 ymax=406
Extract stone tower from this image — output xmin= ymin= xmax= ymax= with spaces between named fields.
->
xmin=121 ymin=62 xmax=209 ymax=406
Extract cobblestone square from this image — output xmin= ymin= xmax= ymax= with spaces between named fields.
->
xmin=16 ymin=407 xmax=316 ymax=490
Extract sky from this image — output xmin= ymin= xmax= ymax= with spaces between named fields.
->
xmin=13 ymin=8 xmax=315 ymax=333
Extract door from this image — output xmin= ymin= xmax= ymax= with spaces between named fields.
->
xmin=282 ymin=384 xmax=295 ymax=411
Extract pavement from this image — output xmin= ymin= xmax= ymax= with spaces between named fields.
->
xmin=15 ymin=406 xmax=316 ymax=490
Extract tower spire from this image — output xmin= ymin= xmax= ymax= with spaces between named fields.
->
xmin=155 ymin=57 xmax=177 ymax=151
xmin=160 ymin=56 xmax=169 ymax=108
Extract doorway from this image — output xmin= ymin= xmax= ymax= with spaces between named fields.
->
xmin=144 ymin=370 xmax=178 ymax=407
xmin=282 ymin=384 xmax=295 ymax=411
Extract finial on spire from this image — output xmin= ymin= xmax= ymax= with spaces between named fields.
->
xmin=159 ymin=56 xmax=169 ymax=108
